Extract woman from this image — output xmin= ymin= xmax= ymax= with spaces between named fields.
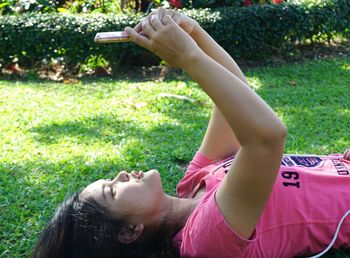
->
xmin=32 ymin=8 xmax=350 ymax=258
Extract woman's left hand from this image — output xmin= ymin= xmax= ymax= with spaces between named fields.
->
xmin=124 ymin=15 xmax=200 ymax=69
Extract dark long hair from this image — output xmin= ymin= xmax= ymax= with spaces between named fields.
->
xmin=31 ymin=190 xmax=179 ymax=258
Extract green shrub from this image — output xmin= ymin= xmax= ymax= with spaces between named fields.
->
xmin=0 ymin=12 xmax=145 ymax=72
xmin=189 ymin=0 xmax=350 ymax=58
xmin=0 ymin=0 xmax=349 ymax=72
xmin=0 ymin=0 xmax=157 ymax=15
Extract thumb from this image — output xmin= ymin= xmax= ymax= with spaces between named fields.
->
xmin=124 ymin=26 xmax=141 ymax=42
xmin=124 ymin=27 xmax=149 ymax=49
xmin=163 ymin=15 xmax=177 ymax=26
xmin=124 ymin=27 xmax=136 ymax=38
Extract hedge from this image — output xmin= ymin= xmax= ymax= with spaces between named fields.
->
xmin=0 ymin=0 xmax=349 ymax=72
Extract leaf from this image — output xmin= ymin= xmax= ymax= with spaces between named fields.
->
xmin=57 ymin=7 xmax=68 ymax=13
xmin=0 ymin=2 xmax=9 ymax=9
xmin=133 ymin=102 xmax=147 ymax=109
xmin=158 ymin=93 xmax=196 ymax=103
xmin=36 ymin=0 xmax=52 ymax=7
xmin=289 ymin=80 xmax=297 ymax=87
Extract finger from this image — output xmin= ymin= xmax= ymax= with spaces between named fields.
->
xmin=157 ymin=7 xmax=165 ymax=24
xmin=131 ymin=22 xmax=146 ymax=37
xmin=150 ymin=14 xmax=164 ymax=31
xmin=124 ymin=27 xmax=151 ymax=49
xmin=163 ymin=7 xmax=175 ymax=16
xmin=141 ymin=17 xmax=156 ymax=38
xmin=169 ymin=9 xmax=177 ymax=18
xmin=162 ymin=15 xmax=178 ymax=27
xmin=134 ymin=22 xmax=142 ymax=33
xmin=158 ymin=6 xmax=166 ymax=13
xmin=146 ymin=10 xmax=157 ymax=23
xmin=172 ymin=13 xmax=181 ymax=25
xmin=134 ymin=10 xmax=156 ymax=33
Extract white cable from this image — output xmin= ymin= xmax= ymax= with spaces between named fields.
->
xmin=308 ymin=209 xmax=350 ymax=258
xmin=283 ymin=154 xmax=341 ymax=159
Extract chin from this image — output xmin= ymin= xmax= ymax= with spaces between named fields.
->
xmin=146 ymin=169 xmax=160 ymax=177
xmin=146 ymin=170 xmax=163 ymax=189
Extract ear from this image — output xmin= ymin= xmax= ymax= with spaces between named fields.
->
xmin=117 ymin=223 xmax=144 ymax=244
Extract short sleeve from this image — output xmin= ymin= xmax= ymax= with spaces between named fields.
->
xmin=176 ymin=151 xmax=236 ymax=198
xmin=175 ymin=152 xmax=214 ymax=198
xmin=186 ymin=151 xmax=214 ymax=174
xmin=180 ymin=189 xmax=257 ymax=258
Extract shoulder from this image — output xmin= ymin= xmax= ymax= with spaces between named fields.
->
xmin=176 ymin=152 xmax=234 ymax=198
xmin=179 ymin=188 xmax=257 ymax=258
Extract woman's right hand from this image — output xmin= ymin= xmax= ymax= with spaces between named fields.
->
xmin=134 ymin=8 xmax=199 ymax=38
xmin=125 ymin=15 xmax=201 ymax=69
xmin=161 ymin=8 xmax=199 ymax=36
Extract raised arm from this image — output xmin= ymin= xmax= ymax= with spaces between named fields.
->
xmin=125 ymin=14 xmax=286 ymax=238
xmin=190 ymin=22 xmax=247 ymax=160
xmin=136 ymin=9 xmax=245 ymax=160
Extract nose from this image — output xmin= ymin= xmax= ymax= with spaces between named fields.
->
xmin=111 ymin=171 xmax=130 ymax=183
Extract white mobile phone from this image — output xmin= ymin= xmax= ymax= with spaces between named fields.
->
xmin=94 ymin=31 xmax=132 ymax=43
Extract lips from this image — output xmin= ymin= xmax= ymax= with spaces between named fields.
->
xmin=138 ymin=171 xmax=144 ymax=180
xmin=131 ymin=171 xmax=144 ymax=180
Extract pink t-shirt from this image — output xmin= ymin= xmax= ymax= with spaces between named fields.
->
xmin=173 ymin=151 xmax=350 ymax=258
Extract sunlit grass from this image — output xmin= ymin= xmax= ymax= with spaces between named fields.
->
xmin=0 ymin=57 xmax=349 ymax=257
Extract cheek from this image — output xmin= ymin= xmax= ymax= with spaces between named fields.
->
xmin=122 ymin=185 xmax=156 ymax=207
xmin=118 ymin=185 xmax=145 ymax=204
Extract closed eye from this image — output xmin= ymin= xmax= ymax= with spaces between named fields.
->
xmin=110 ymin=186 xmax=116 ymax=197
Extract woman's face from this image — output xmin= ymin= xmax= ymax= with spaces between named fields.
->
xmin=81 ymin=170 xmax=165 ymax=220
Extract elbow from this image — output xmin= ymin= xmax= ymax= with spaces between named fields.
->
xmin=262 ymin=122 xmax=287 ymax=149
xmin=250 ymin=121 xmax=287 ymax=150
xmin=240 ymin=119 xmax=287 ymax=150
xmin=273 ymin=122 xmax=287 ymax=142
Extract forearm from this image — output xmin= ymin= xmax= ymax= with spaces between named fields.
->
xmin=190 ymin=25 xmax=248 ymax=84
xmin=199 ymin=106 xmax=241 ymax=159
xmin=192 ymin=24 xmax=244 ymax=152
xmin=185 ymin=51 xmax=286 ymax=147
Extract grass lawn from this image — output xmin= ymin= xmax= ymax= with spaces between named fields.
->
xmin=0 ymin=57 xmax=349 ymax=257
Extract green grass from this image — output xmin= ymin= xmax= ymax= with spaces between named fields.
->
xmin=0 ymin=57 xmax=349 ymax=257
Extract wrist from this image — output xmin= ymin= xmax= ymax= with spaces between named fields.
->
xmin=181 ymin=47 xmax=206 ymax=72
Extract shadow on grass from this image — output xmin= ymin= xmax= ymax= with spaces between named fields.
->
xmin=0 ymin=65 xmax=188 ymax=84
xmin=29 ymin=114 xmax=143 ymax=145
xmin=27 ymin=104 xmax=208 ymax=190
xmin=29 ymin=96 xmax=209 ymax=152
xmin=0 ymin=157 xmax=123 ymax=257
xmin=0 ymin=143 xmax=191 ymax=256
xmin=2 ymin=57 xmax=350 ymax=257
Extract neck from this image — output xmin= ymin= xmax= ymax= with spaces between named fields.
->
xmin=136 ymin=195 xmax=198 ymax=247
xmin=137 ymin=194 xmax=199 ymax=243
xmin=159 ymin=194 xmax=199 ymax=231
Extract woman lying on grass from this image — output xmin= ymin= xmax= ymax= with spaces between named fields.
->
xmin=32 ymin=8 xmax=350 ymax=258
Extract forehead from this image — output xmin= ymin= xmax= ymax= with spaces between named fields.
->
xmin=80 ymin=179 xmax=104 ymax=200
